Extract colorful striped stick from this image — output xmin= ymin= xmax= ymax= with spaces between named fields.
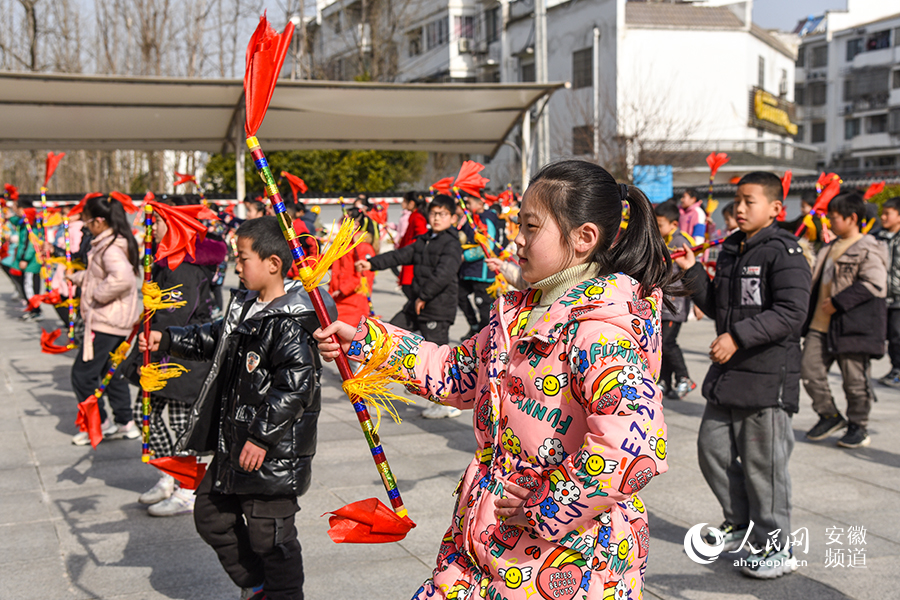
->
xmin=246 ymin=135 xmax=409 ymax=519
xmin=670 ymin=237 xmax=725 ymax=260
xmin=141 ymin=205 xmax=153 ymax=463
xmin=64 ymin=217 xmax=76 ymax=349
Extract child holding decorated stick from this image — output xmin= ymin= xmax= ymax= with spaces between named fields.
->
xmin=316 ymin=160 xmax=671 ymax=600
xmin=140 ymin=216 xmax=334 ymax=600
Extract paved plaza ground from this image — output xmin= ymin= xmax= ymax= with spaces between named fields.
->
xmin=0 ymin=268 xmax=897 ymax=600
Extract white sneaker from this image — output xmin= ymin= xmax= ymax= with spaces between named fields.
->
xmin=107 ymin=420 xmax=140 ymax=440
xmin=139 ymin=474 xmax=175 ymax=505
xmin=422 ymin=404 xmax=462 ymax=419
xmin=148 ymin=487 xmax=195 ymax=517
xmin=72 ymin=418 xmax=117 ymax=446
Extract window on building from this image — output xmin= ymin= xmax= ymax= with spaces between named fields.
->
xmin=779 ymin=69 xmax=788 ymax=96
xmin=572 ymin=47 xmax=592 ymax=89
xmin=795 ymin=84 xmax=806 ymax=105
xmin=867 ymin=30 xmax=890 ymax=51
xmin=485 ymin=6 xmax=501 ymax=44
xmin=895 ymin=27 xmax=900 ymax=46
xmin=454 ymin=15 xmax=474 ymax=40
xmin=329 ymin=12 xmax=342 ymax=34
xmin=846 ymin=38 xmax=864 ymax=61
xmin=811 ymin=121 xmax=826 ymax=143
xmin=867 ymin=113 xmax=888 ymax=134
xmin=865 ymin=156 xmax=897 ymax=168
xmin=810 ymin=45 xmax=828 ymax=68
xmin=890 ymin=108 xmax=900 ymax=134
xmin=843 ymin=79 xmax=852 ymax=101
xmin=845 ymin=118 xmax=861 ymax=139
xmin=893 ymin=70 xmax=900 ymax=89
xmin=796 ymin=46 xmax=806 ymax=67
xmin=520 ymin=62 xmax=535 ymax=82
xmin=572 ymin=125 xmax=593 ymax=156
xmin=426 ymin=17 xmax=449 ymax=50
xmin=408 ymin=29 xmax=422 ymax=57
xmin=809 ymin=81 xmax=827 ymax=105
xmin=794 ymin=124 xmax=805 ymax=143
xmin=758 ymin=56 xmax=765 ymax=89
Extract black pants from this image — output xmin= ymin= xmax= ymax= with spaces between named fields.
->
xmin=888 ymin=308 xmax=900 ymax=370
xmin=458 ymin=278 xmax=491 ymax=330
xmin=194 ymin=461 xmax=304 ymax=600
xmin=70 ymin=331 xmax=133 ymax=424
xmin=390 ymin=310 xmax=451 ymax=345
xmin=660 ymin=320 xmax=689 ymax=387
xmin=1 ymin=264 xmax=25 ymax=299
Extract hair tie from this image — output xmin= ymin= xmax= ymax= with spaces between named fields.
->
xmin=618 ymin=183 xmax=629 ymax=200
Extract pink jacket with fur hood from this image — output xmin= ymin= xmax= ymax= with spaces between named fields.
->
xmin=70 ymin=228 xmax=141 ymax=361
xmin=351 ymin=273 xmax=668 ymax=600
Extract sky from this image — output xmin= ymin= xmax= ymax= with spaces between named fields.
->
xmin=751 ymin=0 xmax=849 ymax=32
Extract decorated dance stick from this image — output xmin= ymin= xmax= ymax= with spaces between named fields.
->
xmin=670 ymin=237 xmax=726 ymax=260
xmin=64 ymin=217 xmax=76 ymax=348
xmin=795 ymin=173 xmax=841 ymax=238
xmin=244 ymin=14 xmax=414 ymax=538
xmin=705 ymin=153 xmax=728 ymax=242
xmin=140 ymin=205 xmax=155 ymax=463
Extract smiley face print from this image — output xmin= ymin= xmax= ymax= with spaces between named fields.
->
xmin=535 ymin=373 xmax=568 ymax=396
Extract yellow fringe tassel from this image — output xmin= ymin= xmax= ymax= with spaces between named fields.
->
xmin=298 ymin=218 xmax=364 ymax=292
xmin=486 ymin=273 xmax=508 ymax=299
xmin=45 ymin=257 xmax=86 ymax=270
xmin=142 ymin=282 xmax=188 ymax=320
xmin=55 ymin=298 xmax=79 ymax=309
xmin=109 ymin=341 xmax=132 ymax=366
xmin=341 ymin=334 xmax=416 ymax=433
xmin=140 ymin=363 xmax=189 ymax=393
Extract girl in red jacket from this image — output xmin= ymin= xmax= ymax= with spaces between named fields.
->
xmin=397 ymin=192 xmax=429 ymax=302
xmin=329 ymin=210 xmax=377 ymax=326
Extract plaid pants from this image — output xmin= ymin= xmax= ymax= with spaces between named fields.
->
xmin=134 ymin=393 xmax=191 ymax=457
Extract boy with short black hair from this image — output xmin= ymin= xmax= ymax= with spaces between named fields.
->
xmin=141 ymin=216 xmax=333 ymax=600
xmin=675 ymin=171 xmax=811 ymax=578
xmin=654 ymin=200 xmax=695 ymax=399
xmin=802 ymin=193 xmax=887 ymax=448
xmin=877 ymin=197 xmax=900 ymax=386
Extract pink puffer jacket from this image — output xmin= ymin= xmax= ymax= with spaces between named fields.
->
xmin=351 ymin=273 xmax=668 ymax=600
xmin=70 ymin=228 xmax=141 ymax=361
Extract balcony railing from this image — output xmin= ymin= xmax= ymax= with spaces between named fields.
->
xmin=643 ymin=139 xmax=819 ymax=171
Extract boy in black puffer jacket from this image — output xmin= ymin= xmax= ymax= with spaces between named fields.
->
xmin=676 ymin=172 xmax=811 ymax=579
xmin=355 ymin=194 xmax=462 ymax=346
xmin=141 ymin=217 xmax=335 ymax=600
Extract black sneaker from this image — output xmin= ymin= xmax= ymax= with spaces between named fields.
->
xmin=806 ymin=414 xmax=847 ymax=441
xmin=674 ymin=377 xmax=696 ymax=399
xmin=878 ymin=368 xmax=900 ymax=386
xmin=837 ymin=423 xmax=870 ymax=448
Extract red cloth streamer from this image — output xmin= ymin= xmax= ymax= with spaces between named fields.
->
xmin=109 ymin=191 xmax=140 ymax=213
xmin=150 ymin=456 xmax=207 ymax=489
xmin=75 ymin=395 xmax=103 ymax=448
xmin=148 ymin=199 xmax=218 ymax=269
xmin=40 ymin=328 xmax=71 ymax=354
xmin=811 ymin=173 xmax=842 ymax=215
xmin=864 ymin=181 xmax=886 ymax=201
xmin=454 ymin=161 xmax=490 ymax=199
xmin=244 ymin=14 xmax=295 ymax=137
xmin=68 ymin=192 xmax=105 ymax=216
xmin=781 ymin=171 xmax=792 ymax=200
xmin=324 ymin=498 xmax=416 ymax=543
xmin=4 ymin=184 xmax=18 ymax=201
xmin=430 ymin=177 xmax=454 ymax=196
xmin=706 ymin=152 xmax=729 ymax=178
xmin=44 ymin=153 xmax=65 ymax=187
xmin=174 ymin=172 xmax=197 ymax=188
xmin=29 ymin=290 xmax=62 ymax=311
xmin=281 ymin=171 xmax=308 ymax=203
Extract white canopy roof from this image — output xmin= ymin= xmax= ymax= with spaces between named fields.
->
xmin=0 ymin=71 xmax=562 ymax=156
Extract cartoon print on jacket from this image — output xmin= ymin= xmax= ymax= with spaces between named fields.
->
xmin=352 ymin=273 xmax=668 ymax=600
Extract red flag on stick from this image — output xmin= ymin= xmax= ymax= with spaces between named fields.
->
xmin=244 ymin=14 xmax=295 ymax=137
xmin=44 ymin=153 xmax=65 ymax=187
xmin=430 ymin=177 xmax=453 ymax=196
xmin=706 ymin=153 xmax=729 ymax=178
xmin=777 ymin=171 xmax=792 ymax=221
xmin=454 ymin=161 xmax=490 ymax=198
xmin=68 ymin=192 xmax=105 ymax=216
xmin=864 ymin=181 xmax=886 ymax=201
xmin=40 ymin=328 xmax=71 ymax=354
xmin=150 ymin=456 xmax=207 ymax=489
xmin=324 ymin=498 xmax=416 ymax=544
xmin=148 ymin=199 xmax=218 ymax=269
xmin=281 ymin=171 xmax=308 ymax=203
xmin=110 ymin=191 xmax=140 ymax=213
xmin=174 ymin=172 xmax=197 ymax=188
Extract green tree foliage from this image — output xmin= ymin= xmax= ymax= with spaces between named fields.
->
xmin=203 ymin=150 xmax=426 ymax=197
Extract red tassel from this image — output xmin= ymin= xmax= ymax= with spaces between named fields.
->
xmin=244 ymin=14 xmax=295 ymax=137
xmin=41 ymin=328 xmax=72 ymax=354
xmin=454 ymin=161 xmax=490 ymax=198
xmin=75 ymin=395 xmax=103 ymax=448
xmin=811 ymin=173 xmax=842 ymax=214
xmin=109 ymin=191 xmax=140 ymax=213
xmin=280 ymin=171 xmax=308 ymax=203
xmin=781 ymin=171 xmax=792 ymax=200
xmin=864 ymin=181 xmax=886 ymax=201
xmin=174 ymin=172 xmax=197 ymax=188
xmin=4 ymin=184 xmax=18 ymax=201
xmin=149 ymin=456 xmax=207 ymax=489
xmin=148 ymin=200 xmax=218 ymax=269
xmin=44 ymin=152 xmax=66 ymax=187
xmin=67 ymin=192 xmax=104 ymax=216
xmin=706 ymin=152 xmax=729 ymax=178
xmin=323 ymin=498 xmax=416 ymax=544
xmin=431 ymin=177 xmax=453 ymax=196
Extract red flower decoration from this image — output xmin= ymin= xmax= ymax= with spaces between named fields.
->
xmin=706 ymin=153 xmax=729 ymax=178
xmin=864 ymin=181 xmax=885 ymax=201
xmin=781 ymin=170 xmax=792 ymax=200
xmin=324 ymin=498 xmax=416 ymax=543
xmin=44 ymin=152 xmax=65 ymax=187
xmin=68 ymin=192 xmax=105 ymax=216
xmin=244 ymin=14 xmax=295 ymax=137
xmin=148 ymin=199 xmax=219 ymax=269
xmin=150 ymin=456 xmax=207 ymax=489
xmin=40 ymin=328 xmax=71 ymax=354
xmin=281 ymin=171 xmax=308 ymax=203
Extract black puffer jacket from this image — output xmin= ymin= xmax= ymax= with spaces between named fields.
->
xmin=683 ymin=223 xmax=811 ymax=413
xmin=164 ymin=280 xmax=336 ymax=496
xmin=368 ymin=228 xmax=462 ymax=322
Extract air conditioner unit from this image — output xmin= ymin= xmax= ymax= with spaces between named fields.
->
xmin=458 ymin=38 xmax=472 ymax=54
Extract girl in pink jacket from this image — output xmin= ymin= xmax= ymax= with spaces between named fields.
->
xmin=69 ymin=196 xmax=142 ymax=445
xmin=317 ymin=160 xmax=673 ymax=600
